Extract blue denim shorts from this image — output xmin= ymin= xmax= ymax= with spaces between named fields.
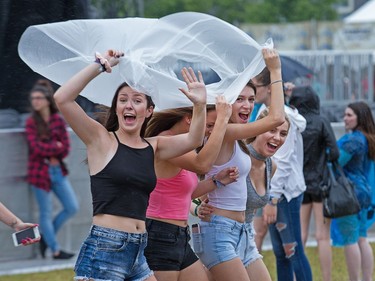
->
xmin=194 ymin=215 xmax=248 ymax=269
xmin=144 ymin=219 xmax=198 ymax=271
xmin=74 ymin=225 xmax=153 ymax=281
xmin=239 ymin=222 xmax=262 ymax=267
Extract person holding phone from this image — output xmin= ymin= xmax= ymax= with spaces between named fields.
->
xmin=0 ymin=202 xmax=40 ymax=246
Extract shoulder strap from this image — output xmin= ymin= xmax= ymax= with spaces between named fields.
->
xmin=143 ymin=138 xmax=152 ymax=147
xmin=113 ymin=131 xmax=120 ymax=143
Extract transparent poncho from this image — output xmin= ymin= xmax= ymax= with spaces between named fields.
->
xmin=18 ymin=12 xmax=271 ymax=110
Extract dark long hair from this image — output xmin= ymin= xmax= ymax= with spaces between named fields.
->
xmin=103 ymin=82 xmax=154 ymax=138
xmin=347 ymin=101 xmax=375 ymax=160
xmin=30 ymin=80 xmax=58 ymax=139
xmin=145 ymin=107 xmax=193 ymax=138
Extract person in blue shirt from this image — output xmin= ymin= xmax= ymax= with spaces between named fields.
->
xmin=331 ymin=101 xmax=375 ymax=281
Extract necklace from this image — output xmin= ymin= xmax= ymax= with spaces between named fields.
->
xmin=248 ymin=144 xmax=267 ymax=162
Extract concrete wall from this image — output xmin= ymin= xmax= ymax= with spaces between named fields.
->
xmin=0 ymin=123 xmax=346 ymax=262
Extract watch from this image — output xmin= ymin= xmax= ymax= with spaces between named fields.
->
xmin=268 ymin=197 xmax=278 ymax=206
xmin=211 ymin=175 xmax=226 ymax=188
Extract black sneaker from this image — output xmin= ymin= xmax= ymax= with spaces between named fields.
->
xmin=53 ymin=250 xmax=75 ymax=260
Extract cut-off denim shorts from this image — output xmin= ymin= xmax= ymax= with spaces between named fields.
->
xmin=239 ymin=222 xmax=263 ymax=267
xmin=144 ymin=219 xmax=198 ymax=271
xmin=194 ymin=214 xmax=248 ymax=269
xmin=74 ymin=225 xmax=153 ymax=281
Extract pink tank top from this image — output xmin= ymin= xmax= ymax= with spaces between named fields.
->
xmin=146 ymin=169 xmax=198 ymax=220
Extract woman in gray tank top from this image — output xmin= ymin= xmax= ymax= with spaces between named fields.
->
xmin=240 ymin=109 xmax=289 ymax=281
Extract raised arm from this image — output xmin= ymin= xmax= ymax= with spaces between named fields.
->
xmin=168 ymin=95 xmax=232 ymax=174
xmin=226 ymin=48 xmax=285 ymax=140
xmin=54 ymin=50 xmax=123 ymax=146
xmin=155 ymin=67 xmax=207 ymax=160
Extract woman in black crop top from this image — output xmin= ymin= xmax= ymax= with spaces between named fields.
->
xmin=54 ymin=49 xmax=207 ymax=281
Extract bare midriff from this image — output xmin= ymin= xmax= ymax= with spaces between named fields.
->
xmin=212 ymin=207 xmax=245 ymax=223
xmin=93 ymin=214 xmax=146 ymax=233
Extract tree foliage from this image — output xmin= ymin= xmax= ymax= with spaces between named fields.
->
xmin=91 ymin=0 xmax=339 ymax=23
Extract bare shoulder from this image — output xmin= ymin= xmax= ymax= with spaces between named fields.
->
xmin=86 ymin=131 xmax=118 ymax=174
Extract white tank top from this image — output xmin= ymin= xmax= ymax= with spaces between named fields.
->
xmin=205 ymin=141 xmax=251 ymax=211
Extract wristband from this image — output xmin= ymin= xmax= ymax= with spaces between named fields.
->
xmin=268 ymin=197 xmax=278 ymax=206
xmin=194 ymin=204 xmax=199 ymax=216
xmin=212 ymin=175 xmax=225 ymax=188
xmin=192 ymin=198 xmax=202 ymax=206
xmin=95 ymin=57 xmax=107 ymax=73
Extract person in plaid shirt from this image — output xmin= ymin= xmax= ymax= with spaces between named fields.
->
xmin=25 ymin=80 xmax=78 ymax=259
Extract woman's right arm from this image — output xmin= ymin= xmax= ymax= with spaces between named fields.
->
xmin=154 ymin=67 xmax=207 ymax=160
xmin=226 ymin=48 xmax=285 ymax=140
xmin=168 ymin=96 xmax=232 ymax=174
xmin=54 ymin=50 xmax=123 ymax=146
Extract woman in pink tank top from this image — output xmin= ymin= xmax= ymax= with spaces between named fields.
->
xmin=144 ymin=94 xmax=238 ymax=281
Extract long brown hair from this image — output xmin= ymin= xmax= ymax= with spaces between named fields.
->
xmin=29 ymin=80 xmax=58 ymax=139
xmin=145 ymin=107 xmax=193 ymax=138
xmin=103 ymin=82 xmax=154 ymax=138
xmin=347 ymin=101 xmax=375 ymax=160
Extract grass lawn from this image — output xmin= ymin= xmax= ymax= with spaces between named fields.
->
xmin=1 ymin=243 xmax=374 ymax=281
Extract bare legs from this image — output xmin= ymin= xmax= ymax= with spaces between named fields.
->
xmin=300 ymin=202 xmax=332 ymax=281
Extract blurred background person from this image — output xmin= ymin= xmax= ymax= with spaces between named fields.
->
xmin=25 ymin=79 xmax=78 ymax=259
xmin=330 ymin=101 xmax=375 ymax=281
xmin=289 ymin=86 xmax=339 ymax=281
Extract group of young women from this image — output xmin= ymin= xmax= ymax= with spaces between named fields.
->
xmin=25 ymin=42 xmax=375 ymax=281
xmin=38 ymin=46 xmax=286 ymax=281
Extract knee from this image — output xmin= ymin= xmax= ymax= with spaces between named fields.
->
xmin=315 ymin=231 xmax=330 ymax=242
xmin=66 ymin=203 xmax=79 ymax=216
xmin=283 ymin=242 xmax=297 ymax=258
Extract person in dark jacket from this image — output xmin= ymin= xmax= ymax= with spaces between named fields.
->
xmin=289 ymin=86 xmax=339 ymax=281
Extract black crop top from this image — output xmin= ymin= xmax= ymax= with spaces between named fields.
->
xmin=90 ymin=132 xmax=157 ymax=221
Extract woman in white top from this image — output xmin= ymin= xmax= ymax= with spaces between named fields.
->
xmin=194 ymin=48 xmax=285 ymax=281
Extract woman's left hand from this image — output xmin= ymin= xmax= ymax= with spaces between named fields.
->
xmin=179 ymin=67 xmax=207 ymax=106
xmin=215 ymin=166 xmax=239 ymax=186
xmin=197 ymin=199 xmax=214 ymax=222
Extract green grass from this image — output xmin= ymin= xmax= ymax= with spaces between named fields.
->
xmin=1 ymin=243 xmax=374 ymax=281
xmin=264 ymin=243 xmax=375 ymax=281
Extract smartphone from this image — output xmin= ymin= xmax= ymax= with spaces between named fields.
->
xmin=191 ymin=223 xmax=200 ymax=234
xmin=12 ymin=226 xmax=40 ymax=247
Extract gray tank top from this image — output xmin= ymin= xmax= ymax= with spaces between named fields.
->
xmin=245 ymin=144 xmax=272 ymax=223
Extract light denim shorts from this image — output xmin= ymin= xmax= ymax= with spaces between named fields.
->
xmin=194 ymin=215 xmax=248 ymax=269
xmin=239 ymin=222 xmax=263 ymax=267
xmin=74 ymin=225 xmax=153 ymax=281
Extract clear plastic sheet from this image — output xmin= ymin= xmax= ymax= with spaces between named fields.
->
xmin=18 ymin=12 xmax=271 ymax=110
